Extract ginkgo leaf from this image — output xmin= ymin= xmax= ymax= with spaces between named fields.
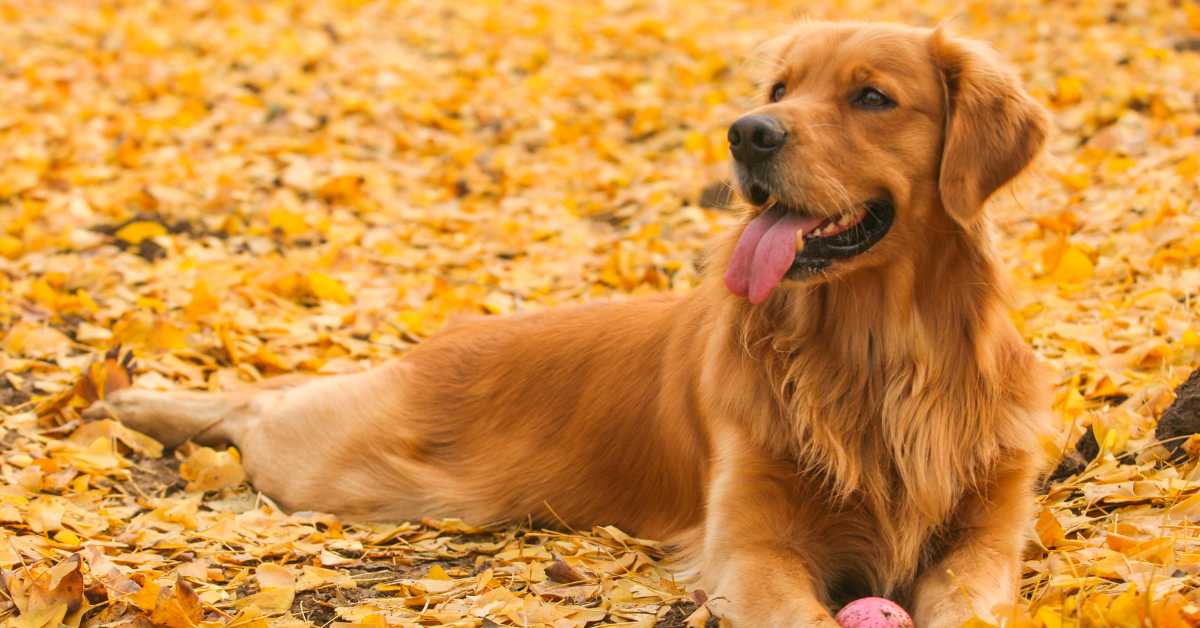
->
xmin=1052 ymin=246 xmax=1094 ymax=285
xmin=114 ymin=221 xmax=168 ymax=245
xmin=4 ymin=554 xmax=85 ymax=622
xmin=149 ymin=577 xmax=203 ymax=628
xmin=179 ymin=446 xmax=246 ymax=492
xmin=306 ymin=272 xmax=352 ymax=304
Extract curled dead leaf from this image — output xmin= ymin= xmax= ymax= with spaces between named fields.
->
xmin=3 ymin=554 xmax=85 ymax=622
xmin=69 ymin=419 xmax=163 ymax=459
xmin=75 ymin=347 xmax=135 ymax=404
xmin=82 ymin=545 xmax=142 ymax=599
xmin=545 ymin=558 xmax=587 ymax=584
xmin=149 ymin=577 xmax=203 ymax=628
xmin=179 ymin=446 xmax=246 ymax=492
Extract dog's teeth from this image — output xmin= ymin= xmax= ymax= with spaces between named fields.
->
xmin=795 ymin=229 xmax=806 ymax=253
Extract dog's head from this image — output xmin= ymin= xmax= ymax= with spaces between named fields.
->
xmin=723 ymin=22 xmax=1048 ymax=304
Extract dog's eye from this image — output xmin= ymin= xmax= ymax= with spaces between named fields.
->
xmin=852 ymin=87 xmax=895 ymax=110
xmin=769 ymin=82 xmax=786 ymax=103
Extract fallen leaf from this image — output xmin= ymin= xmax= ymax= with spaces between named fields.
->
xmin=179 ymin=446 xmax=246 ymax=492
xmin=114 ymin=221 xmax=167 ymax=245
xmin=149 ymin=577 xmax=203 ymax=628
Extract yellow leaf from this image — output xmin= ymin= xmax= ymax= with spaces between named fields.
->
xmin=1104 ymin=155 xmax=1136 ymax=175
xmin=1106 ymin=589 xmax=1143 ymax=627
xmin=52 ymin=438 xmax=128 ymax=475
xmin=684 ymin=603 xmax=713 ymax=628
xmin=69 ymin=420 xmax=163 ymax=458
xmin=3 ymin=322 xmax=73 ymax=359
xmin=135 ymin=295 xmax=166 ymax=312
xmin=252 ymin=345 xmax=294 ymax=372
xmin=1054 ymin=76 xmax=1083 ymax=106
xmin=296 ymin=565 xmax=356 ymax=591
xmin=179 ymin=446 xmax=246 ymax=492
xmin=268 ymin=207 xmax=307 ymax=237
xmin=150 ymin=577 xmax=203 ymax=628
xmin=129 ymin=579 xmax=161 ymax=612
xmin=481 ymin=292 xmax=510 ymax=314
xmin=1035 ymin=507 xmax=1067 ymax=548
xmin=1085 ymin=376 xmax=1122 ymax=399
xmin=149 ymin=321 xmax=189 ymax=352
xmin=255 ymin=564 xmax=295 ymax=590
xmin=11 ymin=602 xmax=69 ymax=628
xmin=959 ymin=619 xmax=1000 ymax=628
xmin=26 ymin=496 xmax=65 ymax=533
xmin=82 ymin=546 xmax=142 ymax=599
xmin=1105 ymin=532 xmax=1139 ymax=553
xmin=1178 ymin=154 xmax=1199 ymax=178
xmin=111 ymin=311 xmax=159 ymax=350
xmin=52 ymin=530 xmax=80 ymax=546
xmin=114 ymin=221 xmax=167 ymax=245
xmin=1057 ymin=172 xmax=1089 ymax=192
xmin=1035 ymin=605 xmax=1064 ymax=628
xmin=0 ymin=234 xmax=22 ymax=258
xmin=683 ymin=131 xmax=706 ymax=155
xmin=30 ymin=277 xmax=58 ymax=310
xmin=1151 ymin=594 xmax=1194 ymax=628
xmin=426 ymin=564 xmax=451 ymax=581
xmin=152 ymin=497 xmax=201 ymax=529
xmin=306 ymin=272 xmax=351 ymax=304
xmin=233 ymin=586 xmax=295 ymax=613
xmin=1052 ymin=247 xmax=1093 ymax=285
xmin=1060 ymin=386 xmax=1086 ymax=419
xmin=10 ymin=555 xmax=85 ymax=621
xmin=184 ymin=280 xmax=221 ymax=321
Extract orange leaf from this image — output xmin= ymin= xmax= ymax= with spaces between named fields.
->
xmin=149 ymin=577 xmax=203 ymax=628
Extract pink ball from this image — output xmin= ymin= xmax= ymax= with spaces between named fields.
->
xmin=835 ymin=597 xmax=913 ymax=628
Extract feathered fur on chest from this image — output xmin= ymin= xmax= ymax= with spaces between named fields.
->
xmin=702 ymin=259 xmax=1050 ymax=597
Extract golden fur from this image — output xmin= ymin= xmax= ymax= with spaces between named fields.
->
xmin=88 ymin=22 xmax=1054 ymax=626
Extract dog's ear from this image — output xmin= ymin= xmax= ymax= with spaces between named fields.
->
xmin=929 ymin=29 xmax=1049 ymax=226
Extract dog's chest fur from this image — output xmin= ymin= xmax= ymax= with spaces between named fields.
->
xmin=779 ymin=361 xmax=990 ymax=601
xmin=715 ymin=280 xmax=1022 ymax=599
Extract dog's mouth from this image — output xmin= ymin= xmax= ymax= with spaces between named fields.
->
xmin=724 ymin=183 xmax=895 ymax=304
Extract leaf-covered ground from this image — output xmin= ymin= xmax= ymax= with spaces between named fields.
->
xmin=1 ymin=0 xmax=1199 ymax=626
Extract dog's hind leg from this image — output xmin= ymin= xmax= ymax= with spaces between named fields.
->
xmin=83 ymin=370 xmax=316 ymax=446
xmin=83 ymin=362 xmax=432 ymax=518
xmin=84 ymin=386 xmax=262 ymax=448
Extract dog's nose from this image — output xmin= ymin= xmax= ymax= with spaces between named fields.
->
xmin=727 ymin=115 xmax=788 ymax=166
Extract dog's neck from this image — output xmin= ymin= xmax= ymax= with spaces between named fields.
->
xmin=722 ymin=215 xmax=1019 ymax=518
xmin=731 ymin=214 xmax=1008 ymax=377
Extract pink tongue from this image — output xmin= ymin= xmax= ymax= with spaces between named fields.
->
xmin=724 ymin=208 xmax=825 ymax=304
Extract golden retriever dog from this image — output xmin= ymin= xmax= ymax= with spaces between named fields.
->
xmin=86 ymin=21 xmax=1054 ymax=626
